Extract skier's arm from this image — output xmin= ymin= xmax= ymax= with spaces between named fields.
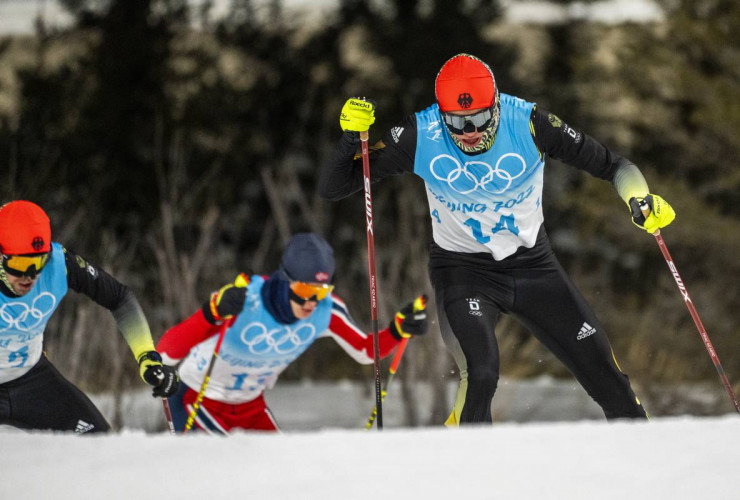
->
xmin=156 ymin=310 xmax=224 ymax=365
xmin=529 ymin=106 xmax=649 ymax=203
xmin=64 ymin=247 xmax=179 ymax=396
xmin=157 ymin=274 xmax=248 ymax=364
xmin=64 ymin=248 xmax=157 ymax=362
xmin=321 ymin=295 xmax=399 ymax=363
xmin=321 ymin=295 xmax=428 ymax=364
xmin=318 ymin=113 xmax=418 ymax=201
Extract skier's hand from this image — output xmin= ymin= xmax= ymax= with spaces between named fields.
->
xmin=390 ymin=295 xmax=429 ymax=340
xmin=628 ymin=194 xmax=675 ymax=234
xmin=139 ymin=351 xmax=180 ymax=398
xmin=340 ymin=97 xmax=376 ymax=132
xmin=203 ymin=273 xmax=250 ymax=323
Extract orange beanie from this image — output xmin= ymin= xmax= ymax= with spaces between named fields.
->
xmin=435 ymin=54 xmax=498 ymax=112
xmin=0 ymin=201 xmax=51 ymax=255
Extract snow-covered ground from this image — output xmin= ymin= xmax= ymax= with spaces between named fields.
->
xmin=2 ymin=378 xmax=738 ymax=498
xmin=83 ymin=376 xmax=734 ymax=433
xmin=86 ymin=377 xmax=612 ymax=432
xmin=1 ymin=416 xmax=737 ymax=499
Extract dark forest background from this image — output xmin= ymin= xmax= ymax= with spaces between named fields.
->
xmin=1 ymin=0 xmax=738 ymax=426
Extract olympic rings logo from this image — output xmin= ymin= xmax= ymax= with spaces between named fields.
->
xmin=0 ymin=292 xmax=57 ymax=334
xmin=429 ymin=153 xmax=527 ymax=195
xmin=239 ymin=321 xmax=316 ymax=355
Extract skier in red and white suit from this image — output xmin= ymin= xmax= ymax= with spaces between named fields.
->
xmin=158 ymin=233 xmax=428 ymax=434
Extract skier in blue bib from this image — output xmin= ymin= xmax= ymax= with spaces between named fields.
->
xmin=158 ymin=233 xmax=429 ymax=433
xmin=0 ymin=200 xmax=178 ymax=433
xmin=320 ymin=53 xmax=676 ymax=424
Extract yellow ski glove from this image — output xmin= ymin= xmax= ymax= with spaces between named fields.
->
xmin=628 ymin=194 xmax=676 ymax=234
xmin=339 ymin=97 xmax=376 ymax=132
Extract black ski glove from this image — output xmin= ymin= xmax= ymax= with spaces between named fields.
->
xmin=389 ymin=295 xmax=429 ymax=340
xmin=138 ymin=351 xmax=179 ymax=398
xmin=202 ymin=273 xmax=250 ymax=323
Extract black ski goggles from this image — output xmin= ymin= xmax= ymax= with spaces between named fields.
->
xmin=2 ymin=252 xmax=50 ymax=279
xmin=441 ymin=106 xmax=498 ymax=135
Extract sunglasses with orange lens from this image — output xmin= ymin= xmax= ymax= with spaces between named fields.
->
xmin=289 ymin=281 xmax=334 ymax=302
xmin=2 ymin=253 xmax=50 ymax=278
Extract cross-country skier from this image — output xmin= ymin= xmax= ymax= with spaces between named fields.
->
xmin=319 ymin=53 xmax=676 ymax=424
xmin=157 ymin=232 xmax=428 ymax=433
xmin=0 ymin=200 xmax=179 ymax=433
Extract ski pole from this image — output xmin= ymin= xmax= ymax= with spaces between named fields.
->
xmin=162 ymin=399 xmax=176 ymax=435
xmin=641 ymin=204 xmax=740 ymax=413
xmin=360 ymin=128 xmax=384 ymax=430
xmin=184 ymin=321 xmax=230 ymax=433
xmin=365 ymin=294 xmax=427 ymax=430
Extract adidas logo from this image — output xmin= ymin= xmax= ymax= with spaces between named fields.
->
xmin=75 ymin=419 xmax=95 ymax=434
xmin=391 ymin=126 xmax=404 ymax=143
xmin=576 ymin=322 xmax=596 ymax=340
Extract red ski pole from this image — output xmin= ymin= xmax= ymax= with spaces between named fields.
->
xmin=365 ymin=295 xmax=427 ymax=429
xmin=641 ymin=205 xmax=740 ymax=413
xmin=360 ymin=129 xmax=384 ymax=430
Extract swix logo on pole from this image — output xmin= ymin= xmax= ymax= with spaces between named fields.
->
xmin=667 ymin=260 xmax=691 ymax=303
xmin=364 ymin=176 xmax=373 ymax=235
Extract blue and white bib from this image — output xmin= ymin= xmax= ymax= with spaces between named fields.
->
xmin=414 ymin=94 xmax=545 ymax=260
xmin=0 ymin=242 xmax=68 ymax=384
xmin=178 ymin=276 xmax=333 ymax=403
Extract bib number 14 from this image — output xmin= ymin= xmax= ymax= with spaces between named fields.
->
xmin=463 ymin=216 xmax=519 ymax=244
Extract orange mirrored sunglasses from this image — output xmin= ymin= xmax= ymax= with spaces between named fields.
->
xmin=2 ymin=253 xmax=50 ymax=278
xmin=289 ymin=281 xmax=334 ymax=302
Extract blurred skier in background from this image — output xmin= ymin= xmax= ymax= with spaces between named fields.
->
xmin=320 ymin=53 xmax=676 ymax=424
xmin=0 ymin=200 xmax=178 ymax=433
xmin=158 ymin=232 xmax=428 ymax=434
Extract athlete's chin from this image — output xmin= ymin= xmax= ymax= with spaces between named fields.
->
xmin=12 ymin=284 xmax=34 ymax=296
xmin=460 ymin=137 xmax=482 ymax=147
xmin=295 ymin=308 xmax=315 ymax=319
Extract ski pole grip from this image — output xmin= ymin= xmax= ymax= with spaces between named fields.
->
xmin=413 ymin=294 xmax=427 ymax=313
xmin=360 ymin=130 xmax=369 ymax=141
xmin=639 ymin=202 xmax=660 ymax=236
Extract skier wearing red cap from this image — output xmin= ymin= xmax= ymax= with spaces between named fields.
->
xmin=0 ymin=200 xmax=178 ymax=433
xmin=157 ymin=233 xmax=428 ymax=433
xmin=320 ymin=53 xmax=676 ymax=424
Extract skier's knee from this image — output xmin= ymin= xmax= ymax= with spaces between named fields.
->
xmin=467 ymin=365 xmax=499 ymax=391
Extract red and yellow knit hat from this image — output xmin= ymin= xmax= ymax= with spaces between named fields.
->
xmin=0 ymin=201 xmax=51 ymax=255
xmin=435 ymin=54 xmax=498 ymax=112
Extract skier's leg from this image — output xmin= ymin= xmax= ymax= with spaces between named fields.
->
xmin=167 ymin=380 xmax=197 ymax=432
xmin=2 ymin=355 xmax=110 ymax=433
xmin=512 ymin=261 xmax=647 ymax=419
xmin=435 ymin=282 xmax=505 ymax=425
xmin=168 ymin=382 xmax=230 ymax=435
xmin=231 ymin=394 xmax=280 ymax=432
